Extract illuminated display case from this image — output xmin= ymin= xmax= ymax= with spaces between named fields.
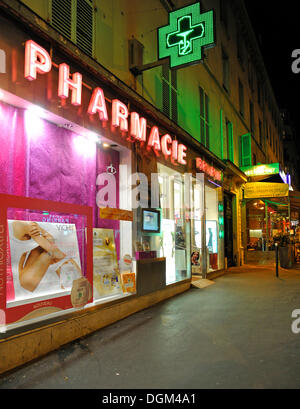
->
xmin=0 ymin=194 xmax=93 ymax=330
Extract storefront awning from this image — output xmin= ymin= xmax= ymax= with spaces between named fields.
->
xmin=248 ymin=174 xmax=286 ymax=184
xmin=244 ymin=182 xmax=289 ymax=199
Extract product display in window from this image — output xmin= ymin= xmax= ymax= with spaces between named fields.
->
xmin=206 ymin=221 xmax=218 ymax=254
xmin=143 ymin=240 xmax=151 ymax=252
xmin=8 ymin=220 xmax=82 ymax=303
xmin=71 ymin=277 xmax=92 ymax=309
xmin=175 ymin=225 xmax=186 ymax=249
xmin=121 ymin=272 xmax=136 ymax=294
xmin=93 ymin=228 xmax=123 ymax=298
xmin=191 ymin=250 xmax=201 ymax=275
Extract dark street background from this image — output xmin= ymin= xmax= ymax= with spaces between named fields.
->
xmin=245 ymin=1 xmax=300 ymax=136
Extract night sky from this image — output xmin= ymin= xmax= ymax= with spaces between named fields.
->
xmin=244 ymin=0 xmax=300 ymax=137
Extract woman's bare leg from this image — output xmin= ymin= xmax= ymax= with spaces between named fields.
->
xmin=19 ymin=247 xmax=54 ymax=293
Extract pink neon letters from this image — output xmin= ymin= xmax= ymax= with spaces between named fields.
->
xmin=24 ymin=40 xmax=188 ymax=165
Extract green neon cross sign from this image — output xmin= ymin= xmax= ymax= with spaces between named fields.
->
xmin=158 ymin=2 xmax=215 ymax=69
xmin=167 ymin=15 xmax=205 ymax=56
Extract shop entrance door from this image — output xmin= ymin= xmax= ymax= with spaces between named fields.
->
xmin=224 ymin=193 xmax=234 ymax=267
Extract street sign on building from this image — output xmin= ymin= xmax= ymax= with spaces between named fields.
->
xmin=244 ymin=182 xmax=289 ymax=199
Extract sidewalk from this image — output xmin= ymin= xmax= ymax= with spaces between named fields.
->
xmin=1 ymin=264 xmax=300 ymax=389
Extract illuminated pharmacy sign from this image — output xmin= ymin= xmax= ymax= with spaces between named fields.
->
xmin=24 ymin=40 xmax=187 ymax=165
xmin=158 ymin=2 xmax=215 ymax=69
xmin=196 ymin=158 xmax=222 ymax=182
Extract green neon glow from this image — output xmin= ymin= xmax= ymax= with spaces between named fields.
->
xmin=167 ymin=15 xmax=205 ymax=56
xmin=158 ymin=3 xmax=215 ymax=68
xmin=241 ymin=163 xmax=280 ymax=177
xmin=220 ymin=109 xmax=224 ymax=160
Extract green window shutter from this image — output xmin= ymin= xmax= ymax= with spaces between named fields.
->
xmin=220 ymin=110 xmax=224 ymax=159
xmin=240 ymin=133 xmax=252 ymax=167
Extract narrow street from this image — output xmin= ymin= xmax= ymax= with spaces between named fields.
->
xmin=1 ymin=265 xmax=300 ymax=389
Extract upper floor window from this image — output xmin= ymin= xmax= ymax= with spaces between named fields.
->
xmin=222 ymin=48 xmax=230 ymax=93
xmin=257 ymin=78 xmax=263 ymax=106
xmin=252 ymin=153 xmax=257 ymax=166
xmin=51 ymin=0 xmax=95 ymax=57
xmin=237 ymin=32 xmax=245 ymax=69
xmin=250 ymin=101 xmax=255 ymax=134
xmin=248 ymin=59 xmax=255 ymax=92
xmin=199 ymin=86 xmax=210 ymax=149
xmin=240 ymin=133 xmax=252 ymax=168
xmin=239 ymin=79 xmax=244 ymax=117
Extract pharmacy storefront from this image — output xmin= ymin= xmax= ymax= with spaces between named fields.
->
xmin=0 ymin=11 xmax=225 ymax=373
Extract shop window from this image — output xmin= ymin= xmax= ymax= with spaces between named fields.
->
xmin=205 ymin=184 xmax=224 ymax=273
xmin=199 ymin=86 xmax=210 ymax=149
xmin=240 ymin=133 xmax=252 ymax=167
xmin=51 ymin=0 xmax=95 ymax=57
xmin=157 ymin=164 xmax=191 ymax=285
xmin=162 ymin=64 xmax=178 ymax=123
xmin=0 ymin=98 xmax=135 ymax=330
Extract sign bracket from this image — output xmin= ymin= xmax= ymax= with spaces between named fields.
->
xmin=130 ymin=58 xmax=169 ymax=76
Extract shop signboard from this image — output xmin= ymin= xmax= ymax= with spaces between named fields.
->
xmin=158 ymin=2 xmax=215 ymax=69
xmin=244 ymin=183 xmax=289 ymax=199
xmin=22 ymin=40 xmax=188 ymax=166
xmin=196 ymin=158 xmax=222 ymax=182
xmin=241 ymin=163 xmax=280 ymax=178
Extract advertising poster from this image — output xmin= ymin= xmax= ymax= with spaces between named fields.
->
xmin=93 ymin=228 xmax=122 ymax=298
xmin=8 ymin=220 xmax=82 ymax=304
xmin=206 ymin=221 xmax=218 ymax=254
xmin=191 ymin=250 xmax=201 ymax=275
xmin=121 ymin=273 xmax=136 ymax=294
